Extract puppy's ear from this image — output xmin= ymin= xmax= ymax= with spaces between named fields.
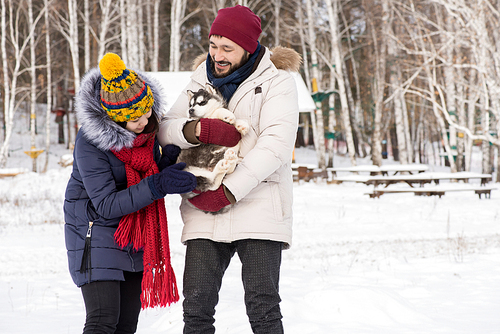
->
xmin=187 ymin=90 xmax=194 ymax=99
xmin=206 ymin=84 xmax=217 ymax=95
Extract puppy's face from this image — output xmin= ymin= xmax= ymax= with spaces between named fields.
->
xmin=187 ymin=88 xmax=223 ymax=119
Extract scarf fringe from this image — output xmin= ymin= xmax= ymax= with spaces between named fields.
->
xmin=140 ymin=264 xmax=179 ymax=309
xmin=114 ymin=210 xmax=145 ymax=250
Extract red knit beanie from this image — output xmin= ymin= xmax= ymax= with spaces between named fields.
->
xmin=209 ymin=5 xmax=262 ymax=54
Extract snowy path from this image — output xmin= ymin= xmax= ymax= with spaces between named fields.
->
xmin=1 ymin=170 xmax=500 ymax=333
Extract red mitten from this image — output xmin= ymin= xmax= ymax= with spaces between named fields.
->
xmin=198 ymin=118 xmax=241 ymax=147
xmin=188 ymin=185 xmax=231 ymax=212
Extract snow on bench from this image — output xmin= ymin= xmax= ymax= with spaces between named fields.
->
xmin=0 ymin=168 xmax=29 ymax=178
xmin=328 ymin=175 xmax=371 ymax=184
xmin=365 ymin=185 xmax=497 ymax=199
xmin=58 ymin=154 xmax=74 ymax=167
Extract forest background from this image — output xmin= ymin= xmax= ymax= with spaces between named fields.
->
xmin=1 ymin=0 xmax=500 ymax=181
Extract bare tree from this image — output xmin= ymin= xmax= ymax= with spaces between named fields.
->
xmin=366 ymin=1 xmax=387 ymax=166
xmin=306 ymin=0 xmax=326 ymax=169
xmin=170 ymin=0 xmax=186 ymax=71
xmin=386 ymin=2 xmax=409 ymax=164
xmin=28 ymin=0 xmax=38 ymax=172
xmin=96 ymin=0 xmax=120 ymax=60
xmin=0 ymin=0 xmax=44 ymax=167
xmin=43 ymin=0 xmax=52 ymax=172
xmin=326 ymin=0 xmax=356 ymax=166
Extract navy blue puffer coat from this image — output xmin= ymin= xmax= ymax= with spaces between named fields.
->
xmin=64 ymin=68 xmax=165 ymax=287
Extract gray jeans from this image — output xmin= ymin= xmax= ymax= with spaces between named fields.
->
xmin=183 ymin=238 xmax=284 ymax=334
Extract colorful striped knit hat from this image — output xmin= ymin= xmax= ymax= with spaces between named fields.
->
xmin=99 ymin=53 xmax=154 ymax=122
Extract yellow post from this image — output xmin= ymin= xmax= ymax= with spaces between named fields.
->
xmin=24 ymin=146 xmax=45 ymax=172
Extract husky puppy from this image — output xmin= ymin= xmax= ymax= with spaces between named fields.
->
xmin=177 ymin=85 xmax=249 ymax=201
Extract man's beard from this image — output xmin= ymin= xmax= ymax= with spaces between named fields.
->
xmin=210 ymin=53 xmax=249 ymax=78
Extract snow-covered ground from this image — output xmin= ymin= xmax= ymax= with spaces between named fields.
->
xmin=1 ymin=115 xmax=500 ymax=333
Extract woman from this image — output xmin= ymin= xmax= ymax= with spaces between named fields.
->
xmin=64 ymin=53 xmax=196 ymax=334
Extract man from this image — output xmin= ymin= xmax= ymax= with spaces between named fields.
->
xmin=158 ymin=5 xmax=301 ymax=333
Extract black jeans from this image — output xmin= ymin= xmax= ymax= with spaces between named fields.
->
xmin=183 ymin=239 xmax=284 ymax=334
xmin=80 ymin=271 xmax=143 ymax=334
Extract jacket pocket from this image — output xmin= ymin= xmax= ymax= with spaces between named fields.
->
xmin=268 ymin=181 xmax=284 ymax=223
xmin=85 ymin=199 xmax=99 ymax=222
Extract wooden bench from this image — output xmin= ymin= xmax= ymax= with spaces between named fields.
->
xmin=365 ymin=186 xmax=496 ymax=199
xmin=365 ymin=172 xmax=492 ymax=188
xmin=0 ymin=168 xmax=29 ymax=178
xmin=58 ymin=154 xmax=74 ymax=167
xmin=292 ymin=164 xmax=327 ymax=182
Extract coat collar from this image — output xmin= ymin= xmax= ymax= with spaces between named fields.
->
xmin=189 ymin=46 xmax=301 ymax=93
xmin=191 ymin=46 xmax=301 ymax=73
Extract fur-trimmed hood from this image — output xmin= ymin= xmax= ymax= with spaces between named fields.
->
xmin=75 ymin=68 xmax=165 ymax=152
xmin=191 ymin=46 xmax=302 ymax=72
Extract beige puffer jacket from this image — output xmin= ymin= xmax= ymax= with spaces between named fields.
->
xmin=158 ymin=46 xmax=301 ymax=248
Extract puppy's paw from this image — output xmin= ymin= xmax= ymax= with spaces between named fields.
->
xmin=224 ymin=148 xmax=238 ymax=161
xmin=234 ymin=119 xmax=249 ymax=135
xmin=221 ymin=113 xmax=236 ymax=124
xmin=214 ymin=150 xmax=238 ymax=173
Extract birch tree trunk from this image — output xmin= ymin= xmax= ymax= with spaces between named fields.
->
xmin=29 ymin=0 xmax=37 ymax=172
xmin=84 ymin=0 xmax=90 ymax=72
xmin=391 ymin=64 xmax=409 ymax=164
xmin=296 ymin=1 xmax=313 ymax=148
xmin=151 ymin=0 xmax=160 ymax=72
xmin=145 ymin=0 xmax=160 ymax=71
xmin=138 ymin=3 xmax=145 ymax=69
xmin=326 ymin=0 xmax=355 ymax=166
xmin=120 ymin=0 xmax=128 ymax=64
xmin=456 ymin=64 xmax=465 ymax=172
xmin=368 ymin=5 xmax=387 ymax=167
xmin=67 ymin=0 xmax=79 ymax=143
xmin=306 ymin=0 xmax=326 ymax=169
xmin=465 ymin=77 xmax=478 ymax=172
xmin=152 ymin=0 xmax=160 ymax=71
xmin=0 ymin=0 xmax=9 ymax=166
xmin=170 ymin=0 xmax=184 ymax=71
xmin=126 ymin=0 xmax=139 ymax=68
xmin=425 ymin=65 xmax=457 ymax=172
xmin=43 ymin=0 xmax=52 ymax=173
xmin=0 ymin=0 xmax=44 ymax=167
xmin=385 ymin=0 xmax=408 ymax=164
xmin=443 ymin=8 xmax=458 ymax=169
xmin=401 ymin=86 xmax=413 ymax=162
xmin=273 ymin=0 xmax=281 ymax=46
xmin=68 ymin=0 xmax=79 ymax=94
xmin=97 ymin=0 xmax=113 ymax=60
xmin=344 ymin=16 xmax=367 ymax=158
xmin=481 ymin=93 xmax=491 ymax=174
xmin=297 ymin=0 xmax=311 ymax=92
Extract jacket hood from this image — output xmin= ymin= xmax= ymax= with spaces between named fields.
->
xmin=191 ymin=46 xmax=302 ymax=72
xmin=75 ymin=68 xmax=165 ymax=151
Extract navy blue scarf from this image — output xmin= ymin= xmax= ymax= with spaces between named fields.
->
xmin=206 ymin=43 xmax=262 ymax=103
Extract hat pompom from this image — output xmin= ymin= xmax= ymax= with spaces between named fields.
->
xmin=99 ymin=53 xmax=126 ymax=80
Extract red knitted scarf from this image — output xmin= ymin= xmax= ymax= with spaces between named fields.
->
xmin=111 ymin=133 xmax=179 ymax=309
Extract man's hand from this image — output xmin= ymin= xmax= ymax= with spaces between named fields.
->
xmin=188 ymin=185 xmax=231 ymax=212
xmin=198 ymin=118 xmax=241 ymax=147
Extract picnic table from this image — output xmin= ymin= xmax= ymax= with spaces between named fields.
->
xmin=366 ymin=184 xmax=497 ymax=199
xmin=366 ymin=172 xmax=492 ymax=188
xmin=363 ymin=171 xmax=494 ymax=199
xmin=328 ymin=164 xmax=429 ymax=178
